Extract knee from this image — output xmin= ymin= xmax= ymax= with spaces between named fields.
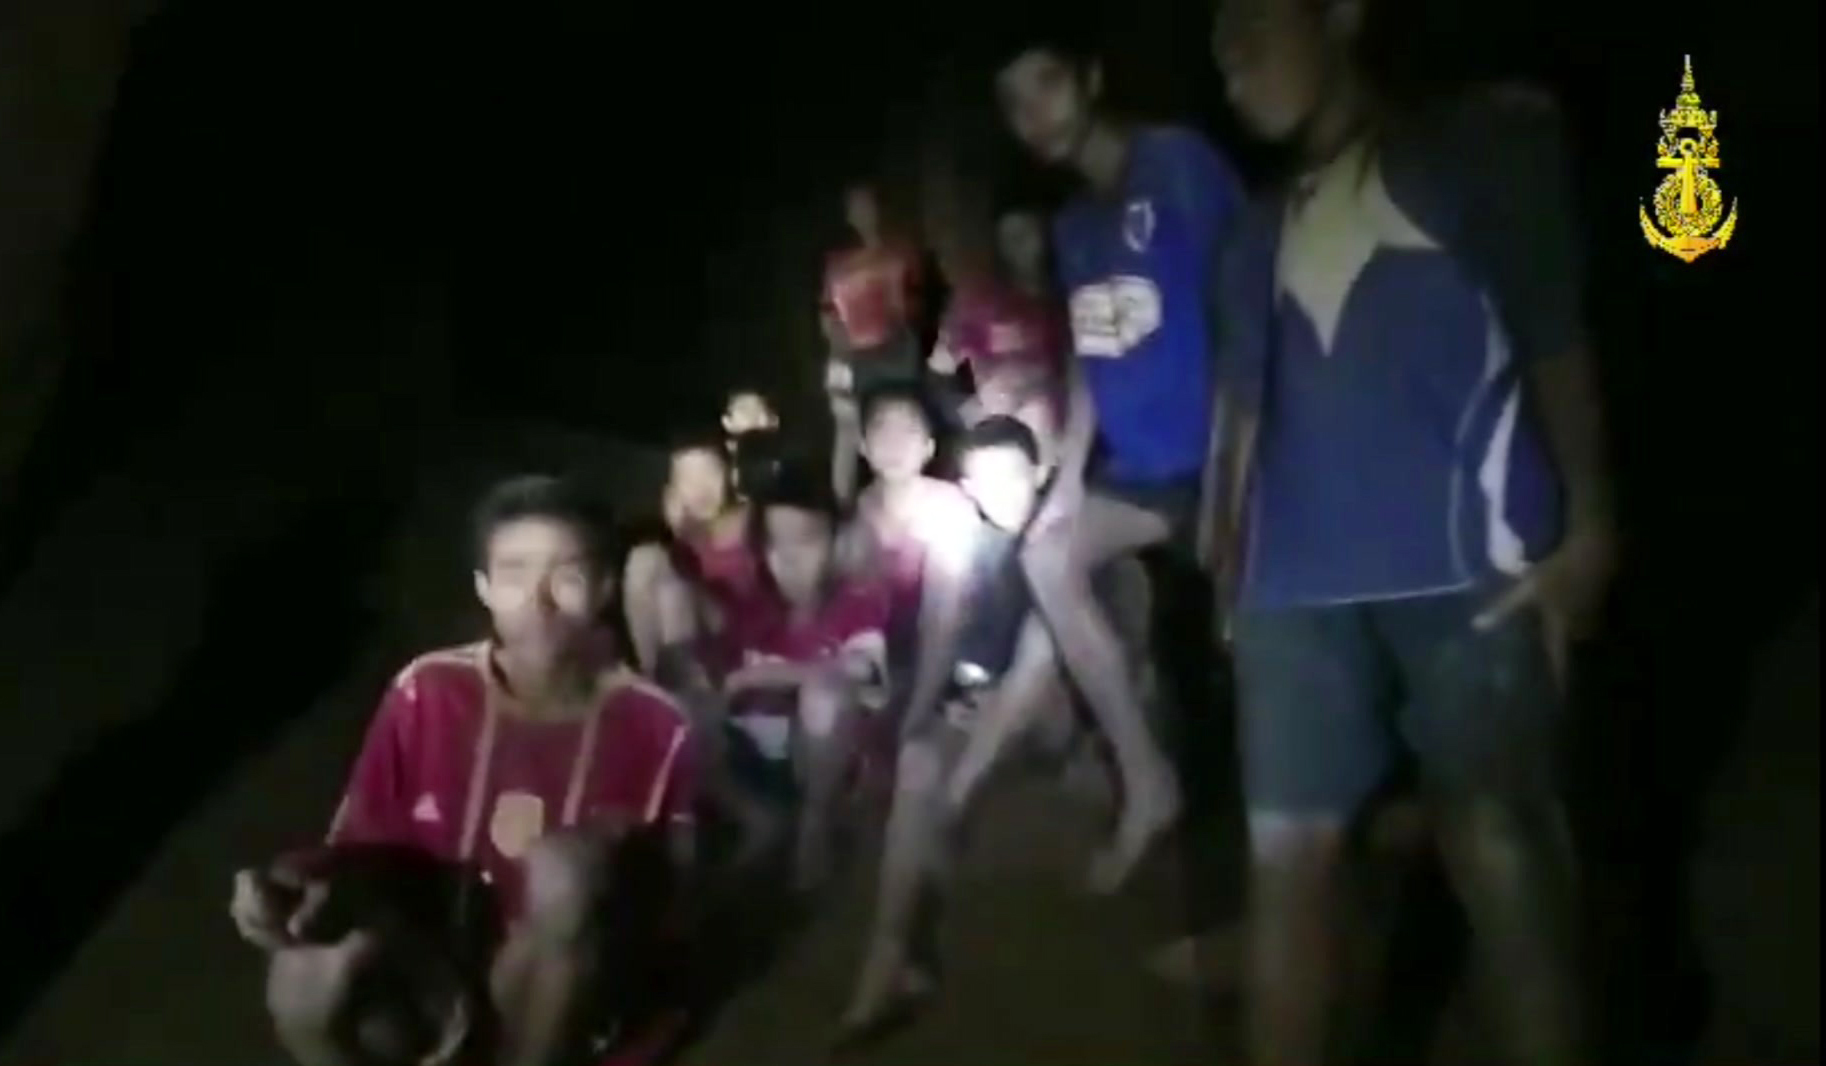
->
xmin=265 ymin=946 xmax=355 ymax=1044
xmin=1247 ymin=811 xmax=1348 ymax=883
xmin=796 ymin=672 xmax=855 ymax=739
xmin=520 ymin=832 xmax=614 ymax=947
xmin=895 ymin=740 xmax=946 ymax=794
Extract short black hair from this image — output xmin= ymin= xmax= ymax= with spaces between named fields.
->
xmin=471 ymin=474 xmax=617 ymax=573
xmin=860 ymin=382 xmax=936 ymax=434
xmin=755 ymin=463 xmax=839 ymax=542
xmin=959 ymin=415 xmax=1041 ymax=465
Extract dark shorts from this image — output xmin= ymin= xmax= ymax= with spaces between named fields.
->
xmin=1231 ymin=588 xmax=1563 ymax=816
xmin=1084 ymin=470 xmax=1202 ymax=556
xmin=832 ymin=331 xmax=923 ymax=400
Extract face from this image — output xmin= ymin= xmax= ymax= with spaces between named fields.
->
xmin=1213 ymin=0 xmax=1332 ymax=141
xmin=996 ymin=49 xmax=1099 ymax=165
xmin=474 ymin=518 xmax=604 ymax=662
xmin=844 ymin=186 xmax=881 ymax=238
xmin=668 ymin=447 xmax=729 ymax=523
xmin=723 ymin=392 xmax=777 ymax=436
xmin=763 ymin=506 xmax=834 ymax=604
xmin=995 ymin=212 xmax=1048 ymax=281
xmin=961 ymin=443 xmax=1044 ymax=532
xmin=861 ymin=400 xmax=935 ymax=483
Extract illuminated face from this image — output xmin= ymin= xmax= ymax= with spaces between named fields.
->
xmin=723 ymin=392 xmax=778 ymax=436
xmin=996 ymin=211 xmax=1048 ymax=282
xmin=961 ymin=443 xmax=1044 ymax=532
xmin=474 ymin=518 xmax=604 ymax=661
xmin=861 ymin=400 xmax=936 ymax=483
xmin=764 ymin=506 xmax=834 ymax=604
xmin=1214 ymin=0 xmax=1332 ymax=142
xmin=996 ymin=48 xmax=1099 ymax=165
xmin=668 ymin=447 xmax=729 ymax=524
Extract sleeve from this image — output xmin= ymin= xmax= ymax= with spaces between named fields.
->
xmin=1439 ymin=87 xmax=1586 ymax=364
xmin=1213 ymin=199 xmax=1280 ymax=414
xmin=325 ymin=676 xmax=418 ymax=847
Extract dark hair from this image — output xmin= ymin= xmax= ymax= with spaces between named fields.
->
xmin=959 ymin=415 xmax=1041 ymax=465
xmin=860 ymin=382 xmax=936 ymax=434
xmin=755 ymin=464 xmax=839 ymax=543
xmin=471 ymin=474 xmax=617 ymax=573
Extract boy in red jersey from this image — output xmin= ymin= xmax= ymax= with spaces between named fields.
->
xmin=720 ymin=468 xmax=891 ymax=892
xmin=823 ymin=181 xmax=927 ymax=503
xmin=228 ymin=475 xmax=698 ymax=1066
xmin=929 ymin=204 xmax=1069 ymax=456
xmin=621 ymin=433 xmax=781 ymax=866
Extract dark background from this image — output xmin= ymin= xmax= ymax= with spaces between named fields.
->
xmin=0 ymin=0 xmax=1815 ymax=1056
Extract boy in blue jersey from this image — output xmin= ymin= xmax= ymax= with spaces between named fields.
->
xmin=1209 ymin=0 xmax=1616 ymax=1062
xmin=993 ymin=34 xmax=1247 ymax=893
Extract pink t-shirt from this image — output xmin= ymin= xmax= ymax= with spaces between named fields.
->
xmin=328 ymin=642 xmax=697 ymax=921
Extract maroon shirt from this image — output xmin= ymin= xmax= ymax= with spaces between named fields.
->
xmin=328 ymin=641 xmax=697 ymax=920
xmin=721 ymin=579 xmax=891 ymax=716
xmin=938 ymin=279 xmax=1068 ymax=419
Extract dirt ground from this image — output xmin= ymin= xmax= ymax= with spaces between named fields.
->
xmin=0 ymin=430 xmax=1816 ymax=1066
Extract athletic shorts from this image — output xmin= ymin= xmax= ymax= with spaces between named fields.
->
xmin=1230 ymin=588 xmax=1563 ymax=815
xmin=828 ymin=331 xmax=923 ymax=401
xmin=1084 ymin=468 xmax=1201 ymax=556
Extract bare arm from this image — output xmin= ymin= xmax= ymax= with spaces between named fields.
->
xmin=1527 ymin=342 xmax=1614 ymax=535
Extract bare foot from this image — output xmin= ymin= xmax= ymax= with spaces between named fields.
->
xmin=1085 ymin=772 xmax=1181 ymax=895
xmin=834 ymin=958 xmax=937 ymax=1054
xmin=1143 ymin=923 xmax=1245 ymax=992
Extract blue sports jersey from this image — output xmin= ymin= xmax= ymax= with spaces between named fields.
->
xmin=1222 ymin=90 xmax=1583 ymax=609
xmin=1053 ymin=127 xmax=1244 ymax=485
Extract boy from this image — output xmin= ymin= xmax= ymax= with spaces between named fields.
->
xmin=1210 ymin=1 xmax=1613 ymax=1062
xmin=721 ymin=389 xmax=786 ymax=503
xmin=228 ymin=475 xmax=698 ymax=1066
xmin=839 ymin=416 xmax=1076 ymax=1043
xmin=994 ymin=33 xmax=1246 ymax=891
xmin=929 ymin=204 xmax=1069 ymax=455
xmin=823 ymin=182 xmax=927 ymax=503
xmin=719 ymin=469 xmax=892 ymax=891
xmin=849 ymin=386 xmax=982 ymax=747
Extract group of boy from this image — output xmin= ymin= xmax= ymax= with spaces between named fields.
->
xmin=227 ymin=2 xmax=1615 ymax=1064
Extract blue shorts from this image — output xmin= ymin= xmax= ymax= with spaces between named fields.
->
xmin=1231 ymin=588 xmax=1563 ymax=815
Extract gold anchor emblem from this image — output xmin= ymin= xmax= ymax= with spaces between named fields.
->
xmin=1640 ymin=56 xmax=1738 ymax=262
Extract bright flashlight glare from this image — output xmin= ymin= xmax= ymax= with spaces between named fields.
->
xmin=954 ymin=661 xmax=990 ymax=689
xmin=916 ymin=502 xmax=984 ymax=560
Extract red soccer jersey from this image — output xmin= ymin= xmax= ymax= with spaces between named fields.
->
xmin=328 ymin=641 xmax=698 ymax=920
xmin=823 ymin=243 xmax=921 ymax=350
xmin=673 ymin=519 xmax=764 ymax=616
xmin=723 ymin=580 xmax=891 ymax=716
xmin=859 ymin=479 xmax=981 ymax=626
xmin=939 ymin=280 xmax=1068 ymax=419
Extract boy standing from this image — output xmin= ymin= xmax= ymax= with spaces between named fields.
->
xmin=1210 ymin=1 xmax=1613 ymax=1062
xmin=994 ymin=34 xmax=1246 ymax=891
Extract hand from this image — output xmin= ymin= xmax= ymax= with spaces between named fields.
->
xmin=928 ymin=343 xmax=959 ymax=376
xmin=1473 ymin=523 xmax=1619 ymax=643
xmin=229 ymin=867 xmax=299 ymax=951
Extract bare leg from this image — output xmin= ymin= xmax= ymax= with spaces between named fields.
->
xmin=1432 ymin=794 xmax=1584 ymax=1066
xmin=670 ymin=686 xmax=784 ymax=869
xmin=792 ymin=673 xmax=863 ymax=892
xmin=1246 ymin=811 xmax=1347 ymax=1066
xmin=839 ymin=733 xmax=952 ymax=1038
xmin=944 ymin=614 xmax=1066 ymax=815
xmin=266 ymin=930 xmax=465 ymax=1066
xmin=1022 ymin=494 xmax=1181 ymax=893
xmin=490 ymin=832 xmax=620 ymax=1066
